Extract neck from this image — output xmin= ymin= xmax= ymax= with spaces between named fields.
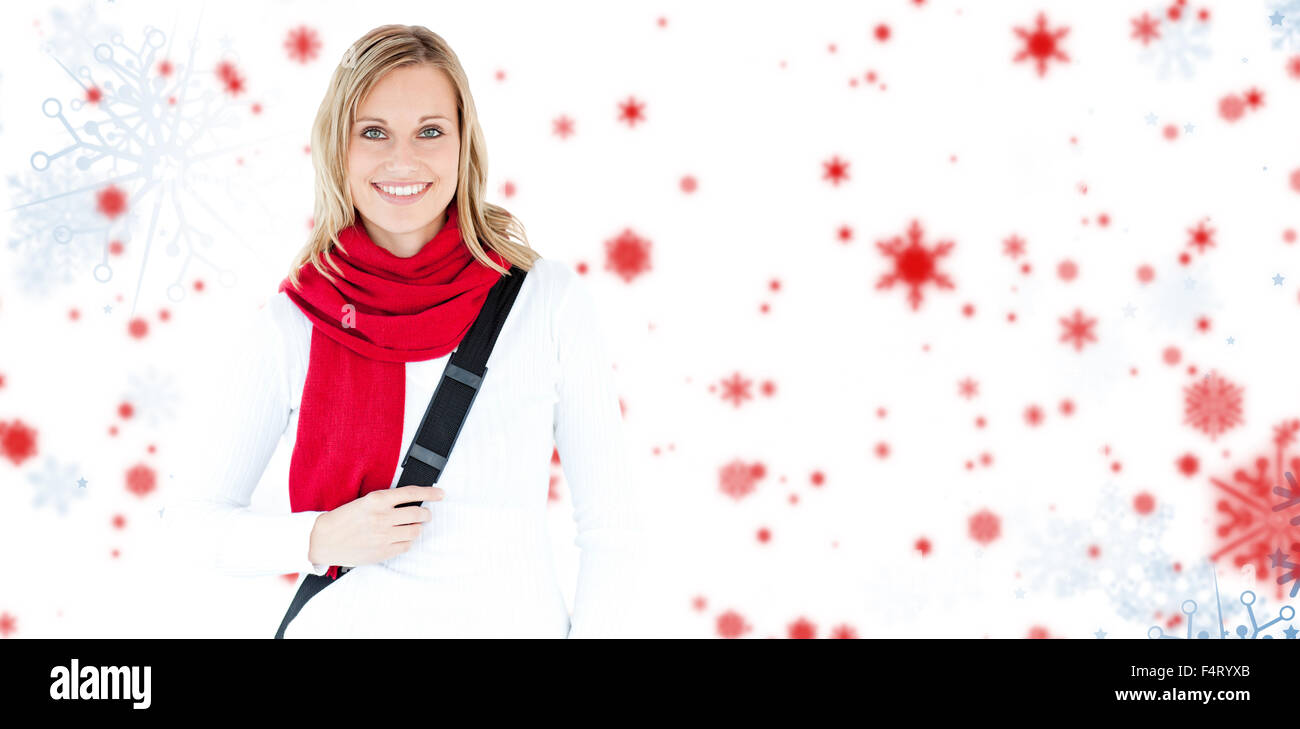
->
xmin=360 ymin=209 xmax=448 ymax=258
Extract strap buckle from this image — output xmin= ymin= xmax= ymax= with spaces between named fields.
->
xmin=399 ymin=363 xmax=485 ymax=471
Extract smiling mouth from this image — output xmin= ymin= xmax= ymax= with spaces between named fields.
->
xmin=371 ymin=181 xmax=432 ymax=203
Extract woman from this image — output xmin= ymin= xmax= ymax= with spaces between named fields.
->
xmin=163 ymin=25 xmax=646 ymax=638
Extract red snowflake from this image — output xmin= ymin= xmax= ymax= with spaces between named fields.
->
xmin=96 ymin=184 xmax=128 ymax=219
xmin=552 ymin=115 xmax=575 ymax=138
xmin=716 ymin=610 xmax=750 ymax=638
xmin=829 ymin=624 xmax=858 ymax=639
xmin=617 ymin=96 xmax=646 ymax=127
xmin=1184 ymin=371 xmax=1244 ymax=441
xmin=604 ymin=228 xmax=652 ymax=283
xmin=1013 ymin=12 xmax=1071 ymax=77
xmin=958 ymin=377 xmax=979 ymax=399
xmin=822 ymin=155 xmax=850 ymax=186
xmin=1058 ymin=309 xmax=1098 ymax=351
xmin=718 ymin=372 xmax=753 ymax=408
xmin=1002 ymin=234 xmax=1027 ymax=259
xmin=125 ymin=463 xmax=156 ymax=498
xmin=969 ymin=509 xmax=1002 ymax=545
xmin=1130 ymin=12 xmax=1161 ymax=45
xmin=1209 ymin=420 xmax=1300 ymax=600
xmin=719 ymin=459 xmax=765 ymax=501
xmin=1186 ymin=219 xmax=1216 ymax=254
xmin=215 ymin=60 xmax=246 ymax=96
xmin=875 ymin=219 xmax=955 ymax=310
xmin=1220 ymin=93 xmax=1246 ymax=122
xmin=284 ymin=26 xmax=322 ymax=64
xmin=0 ymin=419 xmax=38 ymax=467
xmin=787 ymin=617 xmax=817 ymax=639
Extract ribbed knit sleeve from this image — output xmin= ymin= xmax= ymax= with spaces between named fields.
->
xmin=161 ymin=299 xmax=328 ymax=578
xmin=550 ymin=267 xmax=650 ymax=638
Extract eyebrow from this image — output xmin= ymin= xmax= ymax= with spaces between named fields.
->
xmin=355 ymin=115 xmax=451 ymax=125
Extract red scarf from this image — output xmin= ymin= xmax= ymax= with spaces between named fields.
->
xmin=277 ymin=205 xmax=509 ymax=579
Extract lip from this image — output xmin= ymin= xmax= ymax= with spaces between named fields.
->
xmin=371 ymin=181 xmax=432 ymax=206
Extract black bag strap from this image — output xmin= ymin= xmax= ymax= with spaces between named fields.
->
xmin=274 ymin=263 xmax=527 ymax=639
xmin=393 ymin=264 xmax=527 ymax=502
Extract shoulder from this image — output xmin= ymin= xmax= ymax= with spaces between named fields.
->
xmin=517 ymin=256 xmax=574 ymax=336
xmin=520 ymin=255 xmax=577 ymax=295
xmin=257 ymin=290 xmax=312 ymax=392
xmin=523 ymin=257 xmax=613 ymax=356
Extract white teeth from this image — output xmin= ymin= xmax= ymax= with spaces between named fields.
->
xmin=376 ymin=183 xmax=427 ymax=197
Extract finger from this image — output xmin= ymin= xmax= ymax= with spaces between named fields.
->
xmin=391 ymin=524 xmax=423 ymax=542
xmin=391 ymin=505 xmax=431 ymax=525
xmin=388 ymin=485 xmax=445 ymax=503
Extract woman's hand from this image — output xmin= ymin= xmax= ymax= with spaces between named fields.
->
xmin=307 ymin=485 xmax=445 ymax=568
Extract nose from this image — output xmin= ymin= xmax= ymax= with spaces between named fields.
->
xmin=383 ymin=137 xmax=421 ymax=175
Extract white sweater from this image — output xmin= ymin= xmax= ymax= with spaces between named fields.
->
xmin=162 ymin=257 xmax=648 ymax=638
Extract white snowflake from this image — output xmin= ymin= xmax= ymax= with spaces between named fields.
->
xmin=11 ymin=2 xmax=253 ymax=314
xmin=6 ymin=167 xmax=136 ymax=297
xmin=1018 ymin=482 xmax=1248 ymax=629
xmin=1268 ymin=0 xmax=1300 ymax=51
xmin=1136 ymin=9 xmax=1212 ymax=79
xmin=124 ymin=366 xmax=180 ymax=428
xmin=1140 ymin=259 xmax=1224 ymax=336
xmin=29 ymin=455 xmax=87 ymax=515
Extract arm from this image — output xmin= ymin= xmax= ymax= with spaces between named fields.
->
xmin=161 ymin=297 xmax=329 ymax=578
xmin=551 ymin=266 xmax=650 ymax=637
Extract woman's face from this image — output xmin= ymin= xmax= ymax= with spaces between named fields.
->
xmin=347 ymin=63 xmax=460 ymax=257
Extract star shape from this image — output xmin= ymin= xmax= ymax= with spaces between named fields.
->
xmin=1274 ymin=273 xmax=1286 ymax=285
xmin=1094 ymin=629 xmax=1107 ymax=639
xmin=1122 ymin=303 xmax=1136 ymax=318
xmin=1184 ymin=277 xmax=1196 ymax=290
xmin=103 ymin=304 xmax=112 ymax=313
xmin=1184 ymin=122 xmax=1195 ymax=133
xmin=1226 ymin=336 xmax=1235 ymax=344
xmin=1286 ymin=625 xmax=1299 ymax=639
xmin=1144 ymin=112 xmax=1158 ymax=125
xmin=1014 ymin=588 xmax=1026 ymax=599
xmin=1269 ymin=547 xmax=1290 ymax=568
xmin=1270 ymin=11 xmax=1284 ymax=25
xmin=77 ymin=477 xmax=87 ymax=488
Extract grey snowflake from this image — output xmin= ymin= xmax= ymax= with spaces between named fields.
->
xmin=29 ymin=455 xmax=87 ymax=515
xmin=7 ymin=166 xmax=139 ymax=297
xmin=1268 ymin=0 xmax=1300 ymax=51
xmin=1136 ymin=8 xmax=1213 ymax=79
xmin=7 ymin=2 xmax=255 ymax=315
xmin=40 ymin=1 xmax=124 ymax=73
xmin=1018 ymin=482 xmax=1249 ymax=627
xmin=1140 ymin=259 xmax=1224 ymax=335
xmin=124 ymin=366 xmax=180 ymax=428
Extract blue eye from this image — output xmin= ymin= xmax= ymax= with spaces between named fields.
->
xmin=360 ymin=126 xmax=443 ymax=140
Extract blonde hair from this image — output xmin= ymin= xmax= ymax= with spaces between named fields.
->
xmin=286 ymin=24 xmax=539 ymax=289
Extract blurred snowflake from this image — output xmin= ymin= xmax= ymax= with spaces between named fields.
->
xmin=125 ymin=366 xmax=180 ymax=427
xmin=1268 ymin=1 xmax=1300 ymax=51
xmin=6 ymin=2 xmax=256 ymax=314
xmin=1150 ymin=565 xmax=1296 ymax=639
xmin=1135 ymin=4 xmax=1212 ymax=79
xmin=29 ymin=455 xmax=86 ymax=515
xmin=1019 ymin=482 xmax=1219 ymax=624
xmin=1211 ymin=420 xmax=1300 ymax=600
xmin=7 ymin=167 xmax=140 ymax=297
xmin=1141 ymin=261 xmax=1224 ymax=335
